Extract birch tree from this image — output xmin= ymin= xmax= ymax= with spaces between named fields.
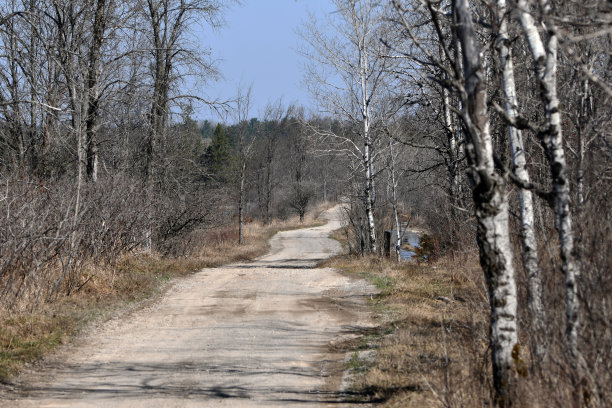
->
xmin=301 ymin=0 xmax=394 ymax=253
xmin=385 ymin=1 xmax=469 ymax=231
xmin=454 ymin=1 xmax=519 ymax=402
xmin=391 ymin=1 xmax=521 ymax=403
xmin=515 ymin=0 xmax=583 ymax=370
xmin=385 ymin=132 xmax=403 ymax=262
xmin=510 ymin=2 xmax=608 ymax=403
xmin=494 ymin=0 xmax=544 ymax=359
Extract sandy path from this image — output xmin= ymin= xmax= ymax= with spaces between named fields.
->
xmin=1 ymin=206 xmax=375 ymax=407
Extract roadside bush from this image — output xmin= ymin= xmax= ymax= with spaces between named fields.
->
xmin=0 ymin=174 xmax=148 ymax=310
xmin=415 ymin=233 xmax=440 ymax=263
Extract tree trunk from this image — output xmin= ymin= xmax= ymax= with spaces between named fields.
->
xmin=238 ymin=162 xmax=245 ymax=245
xmin=360 ymin=33 xmax=377 ymax=254
xmin=363 ymin=137 xmax=377 ymax=254
xmin=577 ymin=79 xmax=591 ymax=211
xmin=443 ymin=87 xmax=460 ymax=199
xmin=144 ymin=70 xmax=163 ymax=252
xmin=265 ymin=151 xmax=273 ymax=225
xmin=388 ymin=139 xmax=402 ymax=262
xmin=516 ymin=0 xmax=583 ymax=369
xmin=6 ymin=19 xmax=26 ymax=168
xmin=496 ymin=0 xmax=545 ymax=360
xmin=323 ymin=177 xmax=327 ymax=202
xmin=456 ymin=0 xmax=520 ymax=404
xmin=85 ymin=0 xmax=107 ymax=182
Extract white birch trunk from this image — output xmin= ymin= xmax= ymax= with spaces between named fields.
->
xmin=393 ymin=209 xmax=401 ymax=262
xmin=361 ymin=41 xmax=377 ymax=254
xmin=456 ymin=0 xmax=519 ymax=403
xmin=443 ymin=88 xmax=461 ymax=199
xmin=517 ymin=0 xmax=582 ymax=363
xmin=388 ymin=139 xmax=402 ymax=262
xmin=496 ymin=0 xmax=545 ymax=359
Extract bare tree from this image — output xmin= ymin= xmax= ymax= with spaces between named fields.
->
xmin=301 ymin=0 xmax=395 ymax=253
xmin=494 ymin=0 xmax=545 ymax=359
xmin=256 ymin=100 xmax=291 ymax=224
xmin=231 ymin=85 xmax=256 ymax=245
xmin=140 ymin=0 xmax=223 ymax=250
xmin=84 ymin=0 xmax=110 ymax=182
xmin=390 ymin=1 xmax=521 ymax=403
xmin=35 ymin=0 xmax=122 ymax=244
xmin=454 ymin=1 xmax=519 ymax=402
xmin=386 ymin=133 xmax=403 ymax=262
xmin=288 ymin=111 xmax=312 ymax=223
xmin=512 ymin=0 xmax=606 ymax=402
xmin=0 ymin=0 xmax=234 ymax=309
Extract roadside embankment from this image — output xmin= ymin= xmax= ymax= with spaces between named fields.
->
xmin=321 ymin=250 xmax=489 ymax=406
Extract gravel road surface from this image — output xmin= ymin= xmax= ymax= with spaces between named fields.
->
xmin=1 ymin=206 xmax=375 ymax=407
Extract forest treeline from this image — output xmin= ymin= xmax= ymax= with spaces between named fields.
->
xmin=0 ymin=0 xmax=341 ymax=307
xmin=0 ymin=0 xmax=610 ymax=406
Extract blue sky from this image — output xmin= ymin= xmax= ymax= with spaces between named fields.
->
xmin=195 ymin=0 xmax=335 ymax=121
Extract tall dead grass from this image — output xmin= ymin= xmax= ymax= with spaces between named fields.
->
xmin=327 ymin=246 xmax=611 ymax=407
xmin=323 ymin=253 xmax=494 ymax=407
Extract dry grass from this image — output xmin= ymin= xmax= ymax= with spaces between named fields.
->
xmin=321 ymin=253 xmax=492 ymax=406
xmin=327 ymin=222 xmax=611 ymax=407
xmin=191 ymin=207 xmax=327 ymax=266
xmin=0 ymin=203 xmax=332 ymax=382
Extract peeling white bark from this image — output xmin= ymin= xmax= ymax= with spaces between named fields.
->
xmin=443 ymin=87 xmax=461 ymax=198
xmin=517 ymin=0 xmax=582 ymax=361
xmin=456 ymin=0 xmax=519 ymax=403
xmin=496 ymin=0 xmax=545 ymax=359
xmin=388 ymin=139 xmax=402 ymax=262
xmin=361 ymin=39 xmax=377 ymax=254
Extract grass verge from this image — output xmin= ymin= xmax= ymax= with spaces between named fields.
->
xmin=321 ymin=250 xmax=490 ymax=406
xmin=0 ymin=205 xmax=330 ymax=382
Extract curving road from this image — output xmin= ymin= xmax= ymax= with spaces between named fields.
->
xmin=1 ymin=206 xmax=375 ymax=407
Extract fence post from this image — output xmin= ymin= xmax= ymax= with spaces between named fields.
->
xmin=384 ymin=230 xmax=391 ymax=257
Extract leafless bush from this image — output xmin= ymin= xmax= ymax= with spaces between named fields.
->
xmin=287 ymin=182 xmax=315 ymax=222
xmin=153 ymin=186 xmax=224 ymax=256
xmin=341 ymin=197 xmax=370 ymax=256
xmin=0 ymin=176 xmax=72 ymax=310
xmin=0 ymin=174 xmax=149 ymax=310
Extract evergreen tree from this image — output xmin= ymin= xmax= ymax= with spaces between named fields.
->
xmin=200 ymin=120 xmax=215 ymax=139
xmin=205 ymin=123 xmax=234 ymax=182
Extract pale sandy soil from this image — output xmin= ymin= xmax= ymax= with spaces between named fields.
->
xmin=1 ymin=206 xmax=376 ymax=407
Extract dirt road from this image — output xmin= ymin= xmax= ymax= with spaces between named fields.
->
xmin=2 ymin=206 xmax=375 ymax=407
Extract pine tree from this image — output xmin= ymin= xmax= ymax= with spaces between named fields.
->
xmin=200 ymin=120 xmax=215 ymax=139
xmin=205 ymin=123 xmax=234 ymax=182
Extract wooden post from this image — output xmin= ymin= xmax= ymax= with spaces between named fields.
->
xmin=384 ymin=230 xmax=391 ymax=257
